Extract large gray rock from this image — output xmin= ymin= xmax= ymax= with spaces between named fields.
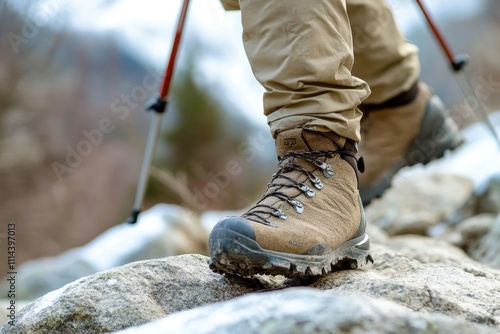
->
xmin=0 ymin=204 xmax=209 ymax=301
xmin=366 ymin=174 xmax=474 ymax=235
xmin=0 ymin=255 xmax=264 ymax=333
xmin=114 ymin=288 xmax=496 ymax=334
xmin=3 ymin=237 xmax=500 ymax=333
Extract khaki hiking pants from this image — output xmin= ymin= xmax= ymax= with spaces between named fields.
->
xmin=221 ymin=0 xmax=420 ymax=143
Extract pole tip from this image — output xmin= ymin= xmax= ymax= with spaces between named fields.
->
xmin=125 ymin=209 xmax=141 ymax=224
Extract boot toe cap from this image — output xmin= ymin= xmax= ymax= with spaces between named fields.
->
xmin=210 ymin=216 xmax=256 ymax=240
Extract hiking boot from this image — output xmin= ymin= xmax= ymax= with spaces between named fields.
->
xmin=208 ymin=128 xmax=373 ymax=278
xmin=359 ymin=82 xmax=463 ymax=206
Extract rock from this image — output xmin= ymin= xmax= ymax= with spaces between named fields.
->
xmin=4 ymin=237 xmax=500 ymax=333
xmin=0 ymin=204 xmax=209 ymax=300
xmin=114 ymin=288 xmax=496 ymax=334
xmin=366 ymin=174 xmax=474 ymax=235
xmin=384 ymin=234 xmax=485 ymax=268
xmin=468 ymin=215 xmax=500 ymax=269
xmin=439 ymin=214 xmax=500 ymax=269
xmin=438 ymin=214 xmax=495 ymax=248
xmin=0 ymin=300 xmax=28 ymax=327
xmin=0 ymin=255 xmax=265 ymax=333
xmin=475 ymin=174 xmax=500 ymax=215
xmin=442 ymin=213 xmax=497 ymax=250
xmin=312 ymin=238 xmax=500 ymax=327
xmin=366 ymin=222 xmax=389 ymax=245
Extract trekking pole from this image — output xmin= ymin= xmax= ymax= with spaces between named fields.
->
xmin=415 ymin=0 xmax=500 ymax=150
xmin=125 ymin=0 xmax=191 ymax=224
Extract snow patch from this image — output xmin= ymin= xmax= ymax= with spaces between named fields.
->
xmin=78 ymin=204 xmax=187 ymax=270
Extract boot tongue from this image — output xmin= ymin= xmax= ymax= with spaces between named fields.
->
xmin=250 ymin=128 xmax=343 ymax=221
xmin=276 ymin=128 xmax=341 ymax=158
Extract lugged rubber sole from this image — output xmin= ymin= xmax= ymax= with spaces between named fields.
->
xmin=208 ymin=228 xmax=373 ymax=278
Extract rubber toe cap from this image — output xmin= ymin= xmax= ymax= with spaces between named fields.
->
xmin=210 ymin=216 xmax=256 ymax=241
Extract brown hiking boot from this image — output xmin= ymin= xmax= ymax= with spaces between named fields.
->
xmin=359 ymin=82 xmax=463 ymax=205
xmin=208 ymin=128 xmax=372 ymax=278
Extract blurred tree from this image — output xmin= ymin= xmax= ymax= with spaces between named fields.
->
xmin=0 ymin=1 xmax=146 ymax=271
xmin=147 ymin=54 xmax=272 ymax=212
xmin=166 ymin=66 xmax=226 ymax=172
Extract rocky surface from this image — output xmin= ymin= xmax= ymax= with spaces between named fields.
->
xmin=3 ymin=236 xmax=500 ymax=333
xmin=365 ymin=169 xmax=500 ymax=270
xmin=365 ymin=174 xmax=474 ymax=235
xmin=115 ymin=289 xmax=496 ymax=334
xmin=0 ymin=301 xmax=28 ymax=328
xmin=0 ymin=255 xmax=265 ymax=333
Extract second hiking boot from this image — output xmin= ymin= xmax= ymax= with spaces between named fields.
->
xmin=359 ymin=82 xmax=463 ymax=206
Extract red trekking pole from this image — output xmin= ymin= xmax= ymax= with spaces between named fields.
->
xmin=415 ymin=0 xmax=500 ymax=149
xmin=126 ymin=0 xmax=191 ymax=224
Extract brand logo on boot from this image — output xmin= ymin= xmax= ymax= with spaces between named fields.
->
xmin=283 ymin=138 xmax=297 ymax=149
xmin=288 ymin=240 xmax=303 ymax=247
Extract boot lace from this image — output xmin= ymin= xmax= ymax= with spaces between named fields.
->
xmin=242 ymin=149 xmax=356 ymax=226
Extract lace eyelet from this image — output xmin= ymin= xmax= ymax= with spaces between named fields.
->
xmin=310 ymin=176 xmax=323 ymax=190
xmin=271 ymin=209 xmax=288 ymax=220
xmin=289 ymin=199 xmax=304 ymax=214
xmin=298 ymin=184 xmax=315 ymax=198
xmin=316 ymin=162 xmax=334 ymax=179
xmin=323 ymin=164 xmax=334 ymax=178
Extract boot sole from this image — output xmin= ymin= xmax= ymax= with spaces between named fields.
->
xmin=361 ymin=96 xmax=464 ymax=206
xmin=208 ymin=229 xmax=373 ymax=278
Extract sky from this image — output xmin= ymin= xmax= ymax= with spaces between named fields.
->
xmin=9 ymin=0 xmax=487 ymax=125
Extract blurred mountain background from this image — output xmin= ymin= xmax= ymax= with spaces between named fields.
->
xmin=0 ymin=0 xmax=499 ymax=276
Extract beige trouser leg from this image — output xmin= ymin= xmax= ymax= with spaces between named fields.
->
xmin=231 ymin=0 xmax=420 ymax=142
xmin=347 ymin=0 xmax=420 ymax=104
xmin=239 ymin=0 xmax=369 ymax=143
